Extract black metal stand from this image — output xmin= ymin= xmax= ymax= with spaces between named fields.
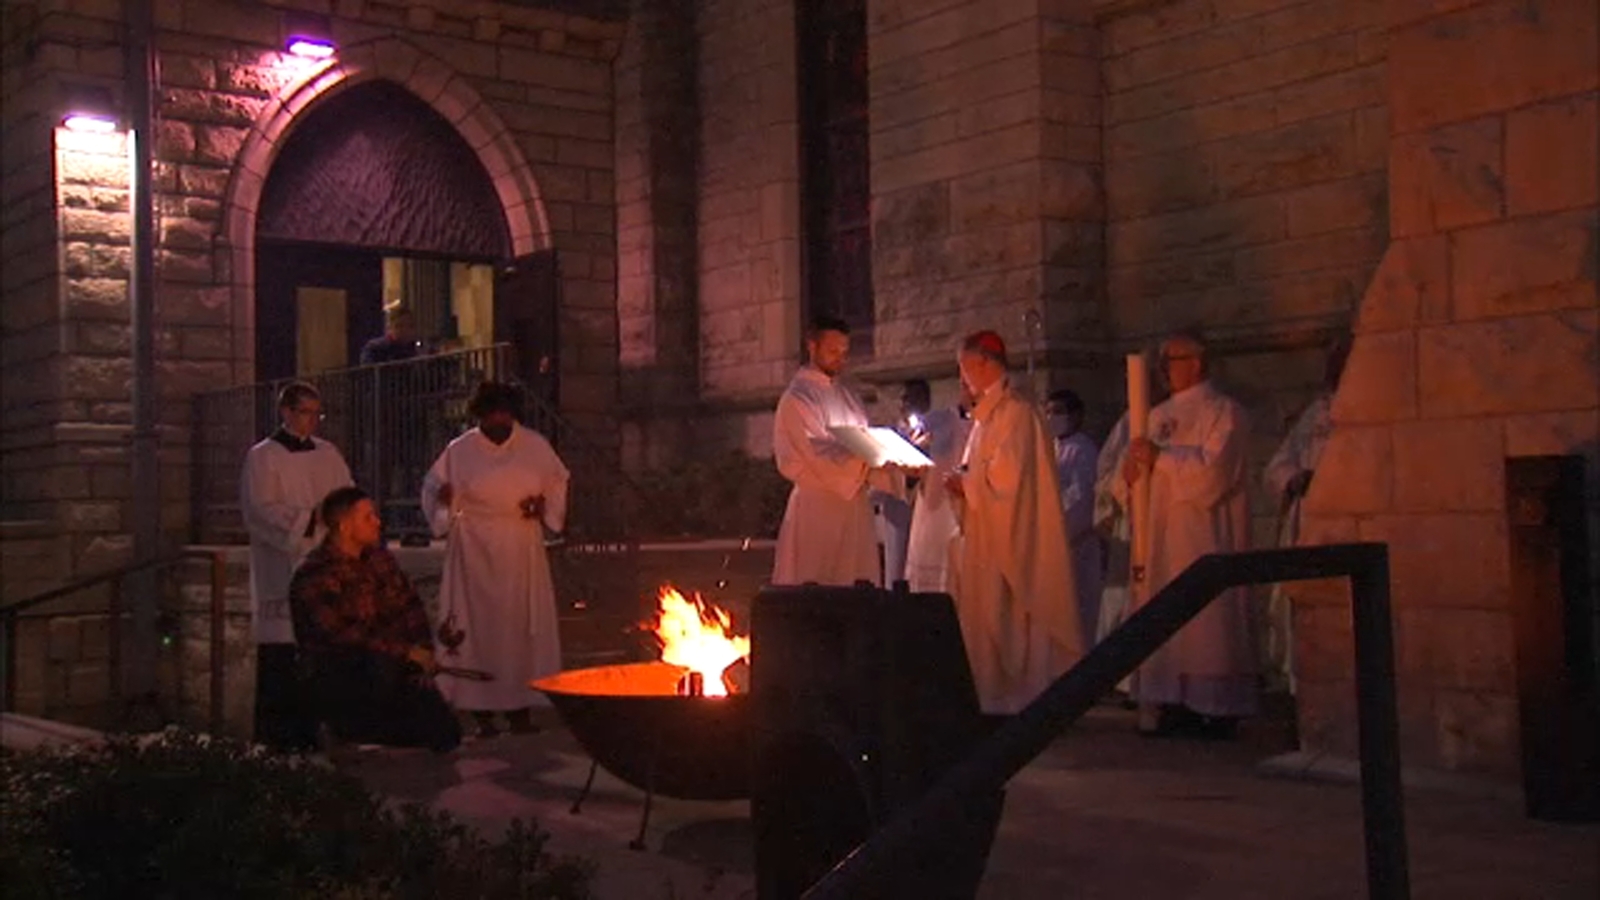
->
xmin=629 ymin=723 xmax=661 ymax=851
xmin=570 ymin=759 xmax=599 ymax=814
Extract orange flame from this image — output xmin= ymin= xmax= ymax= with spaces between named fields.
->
xmin=647 ymin=585 xmax=750 ymax=698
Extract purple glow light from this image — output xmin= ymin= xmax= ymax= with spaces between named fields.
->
xmin=287 ymin=37 xmax=337 ymax=59
xmin=63 ymin=114 xmax=118 ymax=133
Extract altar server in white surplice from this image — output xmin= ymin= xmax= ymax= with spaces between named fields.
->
xmin=904 ymin=381 xmax=972 ymax=594
xmin=947 ymin=331 xmax=1083 ymax=716
xmin=1114 ymin=331 xmax=1258 ymax=738
xmin=1262 ymin=335 xmax=1350 ymax=693
xmin=241 ymin=381 xmax=354 ymax=751
xmin=772 ymin=316 xmax=901 ymax=587
xmin=423 ymin=381 xmax=569 ymax=738
xmin=1045 ymin=389 xmax=1103 ymax=649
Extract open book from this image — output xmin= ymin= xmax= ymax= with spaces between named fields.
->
xmin=827 ymin=425 xmax=934 ymax=469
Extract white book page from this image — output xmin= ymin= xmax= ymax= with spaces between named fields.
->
xmin=827 ymin=425 xmax=934 ymax=468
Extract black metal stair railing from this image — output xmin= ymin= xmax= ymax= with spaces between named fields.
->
xmin=803 ymin=543 xmax=1410 ymax=900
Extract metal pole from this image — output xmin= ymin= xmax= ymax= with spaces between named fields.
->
xmin=1350 ymin=550 xmax=1411 ymax=899
xmin=3 ymin=613 xmax=16 ymax=712
xmin=209 ymin=552 xmax=227 ymax=735
xmin=125 ymin=0 xmax=161 ymax=706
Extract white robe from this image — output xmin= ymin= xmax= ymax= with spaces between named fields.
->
xmin=1112 ymin=381 xmax=1258 ymax=717
xmin=771 ymin=366 xmax=882 ymax=587
xmin=905 ymin=407 xmax=971 ymax=594
xmin=952 ymin=379 xmax=1083 ymax=715
xmin=1092 ymin=412 xmax=1132 ymax=643
xmin=1055 ymin=431 xmax=1103 ymax=647
xmin=423 ymin=424 xmax=569 ymax=710
xmin=240 ymin=435 xmax=353 ymax=644
xmin=1261 ymin=393 xmax=1333 ymax=693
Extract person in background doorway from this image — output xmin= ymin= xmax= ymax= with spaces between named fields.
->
xmin=1262 ymin=334 xmax=1351 ymax=694
xmin=240 ymin=381 xmax=354 ymax=751
xmin=422 ymin=381 xmax=570 ymax=738
xmin=359 ymin=307 xmax=421 ymax=366
xmin=947 ymin=331 xmax=1083 ymax=717
xmin=1114 ymin=330 xmax=1257 ymax=739
xmin=771 ymin=316 xmax=904 ymax=587
xmin=904 ymin=379 xmax=972 ymax=594
xmin=290 ymin=487 xmax=461 ymax=755
xmin=1045 ymin=389 xmax=1103 ymax=649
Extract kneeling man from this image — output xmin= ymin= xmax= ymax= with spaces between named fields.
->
xmin=290 ymin=487 xmax=462 ymax=753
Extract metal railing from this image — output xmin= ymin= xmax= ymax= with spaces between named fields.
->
xmin=191 ymin=343 xmax=644 ymax=547
xmin=804 ymin=543 xmax=1409 ymax=900
xmin=191 ymin=345 xmax=512 ymax=544
xmin=1 ymin=549 xmax=230 ymax=736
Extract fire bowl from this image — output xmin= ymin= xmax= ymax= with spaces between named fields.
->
xmin=531 ymin=661 xmax=751 ymax=802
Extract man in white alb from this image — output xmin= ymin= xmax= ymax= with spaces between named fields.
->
xmin=1115 ymin=331 xmax=1258 ymax=739
xmin=1046 ymin=389 xmax=1103 ymax=649
xmin=771 ymin=316 xmax=901 ymax=587
xmin=241 ymin=381 xmax=353 ymax=751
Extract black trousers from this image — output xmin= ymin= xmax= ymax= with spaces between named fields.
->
xmin=306 ymin=649 xmax=462 ymax=753
xmin=254 ymin=643 xmax=319 ymax=752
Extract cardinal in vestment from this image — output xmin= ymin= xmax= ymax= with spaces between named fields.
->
xmin=946 ymin=331 xmax=1083 ymax=716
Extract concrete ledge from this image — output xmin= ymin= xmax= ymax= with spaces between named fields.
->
xmin=1258 ymin=750 xmax=1524 ymax=804
xmin=1 ymin=712 xmax=105 ymax=753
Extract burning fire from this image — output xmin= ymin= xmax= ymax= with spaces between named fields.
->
xmin=646 ymin=586 xmax=750 ymax=698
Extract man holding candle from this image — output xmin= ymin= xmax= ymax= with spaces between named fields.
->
xmin=1115 ymin=331 xmax=1258 ymax=738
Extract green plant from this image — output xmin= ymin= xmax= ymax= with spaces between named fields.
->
xmin=0 ymin=728 xmax=594 ymax=900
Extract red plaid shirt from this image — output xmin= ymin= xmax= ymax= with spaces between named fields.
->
xmin=289 ymin=543 xmax=434 ymax=660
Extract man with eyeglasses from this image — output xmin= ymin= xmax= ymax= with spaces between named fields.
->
xmin=241 ymin=381 xmax=354 ymax=751
xmin=1113 ymin=331 xmax=1257 ymax=739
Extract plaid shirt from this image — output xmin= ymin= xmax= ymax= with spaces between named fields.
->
xmin=289 ymin=543 xmax=433 ymax=660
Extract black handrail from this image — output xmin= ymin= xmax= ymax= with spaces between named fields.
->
xmin=2 ymin=549 xmax=231 ymax=735
xmin=803 ymin=543 xmax=1409 ymax=900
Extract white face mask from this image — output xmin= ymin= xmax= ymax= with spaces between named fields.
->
xmin=1047 ymin=414 xmax=1073 ymax=437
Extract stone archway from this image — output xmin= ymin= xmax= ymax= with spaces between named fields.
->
xmin=219 ymin=37 xmax=551 ymax=380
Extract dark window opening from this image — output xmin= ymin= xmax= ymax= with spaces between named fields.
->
xmin=798 ymin=0 xmax=872 ymax=354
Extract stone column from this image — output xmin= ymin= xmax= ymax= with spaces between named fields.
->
xmin=616 ymin=0 xmax=701 ymax=469
xmin=1298 ymin=0 xmax=1598 ymax=779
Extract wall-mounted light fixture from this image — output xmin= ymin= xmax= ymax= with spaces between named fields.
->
xmin=61 ymin=83 xmax=122 ymax=133
xmin=284 ymin=11 xmax=337 ymax=59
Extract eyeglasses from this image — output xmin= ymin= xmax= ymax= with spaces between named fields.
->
xmin=1160 ymin=353 xmax=1200 ymax=364
xmin=289 ymin=406 xmax=327 ymax=421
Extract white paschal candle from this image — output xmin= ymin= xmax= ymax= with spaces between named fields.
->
xmin=1126 ymin=352 xmax=1152 ymax=595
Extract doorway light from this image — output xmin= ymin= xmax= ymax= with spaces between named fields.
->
xmin=61 ymin=84 xmax=121 ymax=133
xmin=284 ymin=10 xmax=337 ymax=59
xmin=287 ymin=37 xmax=336 ymax=59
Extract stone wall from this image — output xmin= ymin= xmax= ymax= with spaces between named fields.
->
xmin=693 ymin=0 xmax=804 ymax=402
xmin=866 ymin=0 xmax=1106 ymax=379
xmin=1299 ymin=0 xmax=1598 ymax=780
xmin=2 ymin=0 xmax=626 ymax=597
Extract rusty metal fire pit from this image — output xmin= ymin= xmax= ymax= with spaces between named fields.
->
xmin=531 ymin=661 xmax=751 ymax=849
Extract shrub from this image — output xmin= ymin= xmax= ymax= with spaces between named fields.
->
xmin=0 ymin=728 xmax=594 ymax=900
xmin=624 ymin=452 xmax=790 ymax=541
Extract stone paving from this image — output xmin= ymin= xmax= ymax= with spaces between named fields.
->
xmin=345 ymin=704 xmax=1600 ymax=900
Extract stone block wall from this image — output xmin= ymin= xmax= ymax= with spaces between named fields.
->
xmin=2 ymin=0 xmax=626 ymax=597
xmin=1299 ymin=0 xmax=1598 ymax=779
xmin=693 ymin=0 xmax=804 ymax=402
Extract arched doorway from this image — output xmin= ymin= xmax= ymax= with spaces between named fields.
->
xmin=254 ymin=79 xmax=518 ymax=380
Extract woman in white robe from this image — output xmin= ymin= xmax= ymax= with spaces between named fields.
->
xmin=422 ymin=382 xmax=569 ymax=736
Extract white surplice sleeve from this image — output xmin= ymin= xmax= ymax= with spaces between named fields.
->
xmin=1059 ymin=440 xmax=1098 ymax=543
xmin=1264 ymin=401 xmax=1317 ymax=499
xmin=538 ymin=439 xmax=571 ymax=535
xmin=1153 ymin=400 xmax=1248 ymax=508
xmin=240 ymin=447 xmax=311 ymax=555
xmin=421 ymin=444 xmax=455 ymax=538
xmin=773 ymin=389 xmax=869 ymax=501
